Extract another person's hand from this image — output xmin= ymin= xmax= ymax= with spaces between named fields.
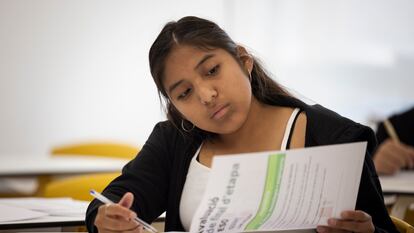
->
xmin=317 ymin=210 xmax=375 ymax=233
xmin=94 ymin=192 xmax=142 ymax=233
xmin=373 ymin=139 xmax=414 ymax=175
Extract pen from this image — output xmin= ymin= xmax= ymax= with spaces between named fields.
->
xmin=89 ymin=189 xmax=158 ymax=233
xmin=384 ymin=119 xmax=400 ymax=143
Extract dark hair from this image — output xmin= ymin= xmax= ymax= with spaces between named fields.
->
xmin=149 ymin=16 xmax=293 ymax=139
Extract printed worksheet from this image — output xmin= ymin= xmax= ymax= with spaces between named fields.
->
xmin=189 ymin=142 xmax=367 ymax=233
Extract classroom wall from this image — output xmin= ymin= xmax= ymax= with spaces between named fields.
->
xmin=226 ymin=0 xmax=414 ymax=123
xmin=0 ymin=0 xmax=413 ymax=157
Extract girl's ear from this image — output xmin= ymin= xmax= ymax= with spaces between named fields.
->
xmin=236 ymin=45 xmax=254 ymax=75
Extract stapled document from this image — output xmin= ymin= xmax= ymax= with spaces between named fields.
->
xmin=189 ymin=142 xmax=367 ymax=233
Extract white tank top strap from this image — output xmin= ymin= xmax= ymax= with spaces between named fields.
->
xmin=280 ymin=108 xmax=301 ymax=151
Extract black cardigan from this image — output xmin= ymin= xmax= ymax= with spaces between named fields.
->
xmin=86 ymin=99 xmax=397 ymax=233
xmin=376 ymin=106 xmax=414 ymax=146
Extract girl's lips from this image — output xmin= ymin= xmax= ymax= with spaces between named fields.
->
xmin=211 ymin=104 xmax=230 ymax=120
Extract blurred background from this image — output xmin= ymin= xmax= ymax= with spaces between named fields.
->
xmin=0 ymin=0 xmax=413 ymax=157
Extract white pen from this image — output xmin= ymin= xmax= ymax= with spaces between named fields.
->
xmin=90 ymin=189 xmax=158 ymax=233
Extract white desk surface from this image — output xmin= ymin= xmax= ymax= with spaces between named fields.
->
xmin=0 ymin=155 xmax=130 ymax=177
xmin=0 ymin=215 xmax=85 ymax=230
xmin=0 ymin=217 xmax=166 ymax=230
xmin=379 ymin=171 xmax=414 ymax=219
xmin=0 ymin=212 xmax=165 ymax=230
xmin=379 ymin=171 xmax=414 ymax=194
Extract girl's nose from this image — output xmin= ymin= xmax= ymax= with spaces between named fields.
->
xmin=198 ymin=85 xmax=217 ymax=106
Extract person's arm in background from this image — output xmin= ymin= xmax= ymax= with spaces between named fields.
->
xmin=374 ymin=107 xmax=414 ymax=175
xmin=373 ymin=139 xmax=414 ymax=174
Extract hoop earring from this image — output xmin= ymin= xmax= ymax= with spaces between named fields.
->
xmin=181 ymin=119 xmax=195 ymax=132
xmin=245 ymin=68 xmax=252 ymax=82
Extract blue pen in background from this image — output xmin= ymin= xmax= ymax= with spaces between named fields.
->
xmin=89 ymin=189 xmax=158 ymax=233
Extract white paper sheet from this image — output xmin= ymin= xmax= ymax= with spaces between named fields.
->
xmin=0 ymin=197 xmax=89 ymax=221
xmin=0 ymin=204 xmax=48 ymax=222
xmin=190 ymin=142 xmax=367 ymax=233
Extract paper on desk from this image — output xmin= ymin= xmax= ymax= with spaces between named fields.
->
xmin=190 ymin=142 xmax=367 ymax=233
xmin=0 ymin=197 xmax=88 ymax=216
xmin=0 ymin=204 xmax=48 ymax=222
xmin=379 ymin=171 xmax=414 ymax=194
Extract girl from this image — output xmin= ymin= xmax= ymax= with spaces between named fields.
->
xmin=86 ymin=16 xmax=397 ymax=233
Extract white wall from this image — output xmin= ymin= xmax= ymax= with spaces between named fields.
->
xmin=0 ymin=0 xmax=227 ymax=156
xmin=0 ymin=0 xmax=413 ymax=157
xmin=227 ymin=0 xmax=414 ymax=123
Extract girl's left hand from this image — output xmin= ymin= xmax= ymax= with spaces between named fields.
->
xmin=316 ymin=210 xmax=375 ymax=233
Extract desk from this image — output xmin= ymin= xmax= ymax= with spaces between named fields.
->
xmin=0 ymin=212 xmax=166 ymax=232
xmin=0 ymin=215 xmax=85 ymax=231
xmin=0 ymin=155 xmax=130 ymax=177
xmin=0 ymin=155 xmax=130 ymax=195
xmin=379 ymin=171 xmax=414 ymax=219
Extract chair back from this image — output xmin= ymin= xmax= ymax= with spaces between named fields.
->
xmin=51 ymin=141 xmax=139 ymax=159
xmin=43 ymin=172 xmax=120 ymax=201
xmin=391 ymin=216 xmax=414 ymax=233
xmin=42 ymin=141 xmax=140 ymax=200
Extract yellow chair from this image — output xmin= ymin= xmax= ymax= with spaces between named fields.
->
xmin=43 ymin=172 xmax=121 ymax=201
xmin=407 ymin=209 xmax=414 ymax=227
xmin=51 ymin=141 xmax=139 ymax=159
xmin=41 ymin=142 xmax=139 ymax=201
xmin=391 ymin=216 xmax=414 ymax=233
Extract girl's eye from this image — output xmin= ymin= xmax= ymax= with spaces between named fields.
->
xmin=177 ymin=88 xmax=191 ymax=100
xmin=207 ymin=65 xmax=220 ymax=76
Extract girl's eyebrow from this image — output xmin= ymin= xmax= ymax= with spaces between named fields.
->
xmin=194 ymin=54 xmax=215 ymax=70
xmin=168 ymin=80 xmax=184 ymax=94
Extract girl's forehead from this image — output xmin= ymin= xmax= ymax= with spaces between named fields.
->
xmin=168 ymin=44 xmax=220 ymax=59
xmin=168 ymin=45 xmax=205 ymax=60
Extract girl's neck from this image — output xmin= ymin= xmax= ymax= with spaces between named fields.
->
xmin=215 ymin=98 xmax=284 ymax=149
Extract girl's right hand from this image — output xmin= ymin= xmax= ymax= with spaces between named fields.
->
xmin=94 ymin=192 xmax=143 ymax=233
